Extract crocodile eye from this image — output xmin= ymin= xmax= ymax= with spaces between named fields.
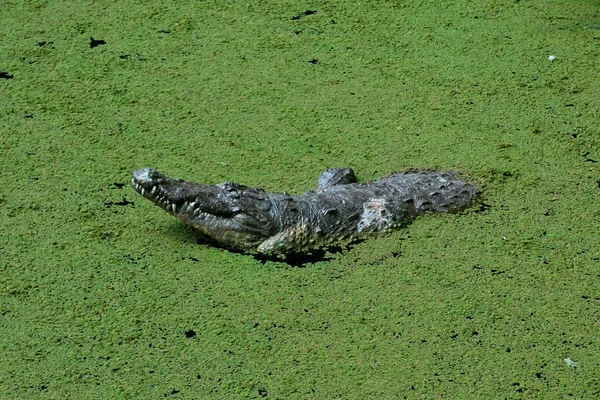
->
xmin=217 ymin=182 xmax=241 ymax=198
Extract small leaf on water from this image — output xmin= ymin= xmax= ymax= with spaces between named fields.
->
xmin=564 ymin=358 xmax=578 ymax=368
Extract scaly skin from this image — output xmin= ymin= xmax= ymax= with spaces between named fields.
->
xmin=131 ymin=167 xmax=478 ymax=255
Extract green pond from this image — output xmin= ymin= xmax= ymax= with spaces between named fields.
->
xmin=1 ymin=1 xmax=599 ymax=398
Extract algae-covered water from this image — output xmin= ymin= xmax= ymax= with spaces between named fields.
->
xmin=2 ymin=1 xmax=600 ymax=398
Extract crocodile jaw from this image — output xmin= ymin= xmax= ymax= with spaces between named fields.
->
xmin=131 ymin=168 xmax=276 ymax=251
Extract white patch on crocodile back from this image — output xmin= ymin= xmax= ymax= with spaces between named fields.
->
xmin=357 ymin=198 xmax=391 ymax=233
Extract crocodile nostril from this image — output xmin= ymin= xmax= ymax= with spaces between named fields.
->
xmin=133 ymin=168 xmax=165 ymax=184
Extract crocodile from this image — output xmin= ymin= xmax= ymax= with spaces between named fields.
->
xmin=131 ymin=167 xmax=478 ymax=255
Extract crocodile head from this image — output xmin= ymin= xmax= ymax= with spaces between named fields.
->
xmin=131 ymin=168 xmax=278 ymax=251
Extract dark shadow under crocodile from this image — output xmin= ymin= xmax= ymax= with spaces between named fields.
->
xmin=195 ymin=234 xmax=367 ymax=267
xmin=131 ymin=167 xmax=479 ymax=258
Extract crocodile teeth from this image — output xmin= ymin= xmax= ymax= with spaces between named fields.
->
xmin=151 ymin=186 xmax=157 ymax=195
xmin=171 ymin=203 xmax=177 ymax=213
xmin=141 ymin=188 xmax=145 ymax=196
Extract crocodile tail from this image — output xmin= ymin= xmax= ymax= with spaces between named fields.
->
xmin=409 ymin=171 xmax=479 ymax=214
